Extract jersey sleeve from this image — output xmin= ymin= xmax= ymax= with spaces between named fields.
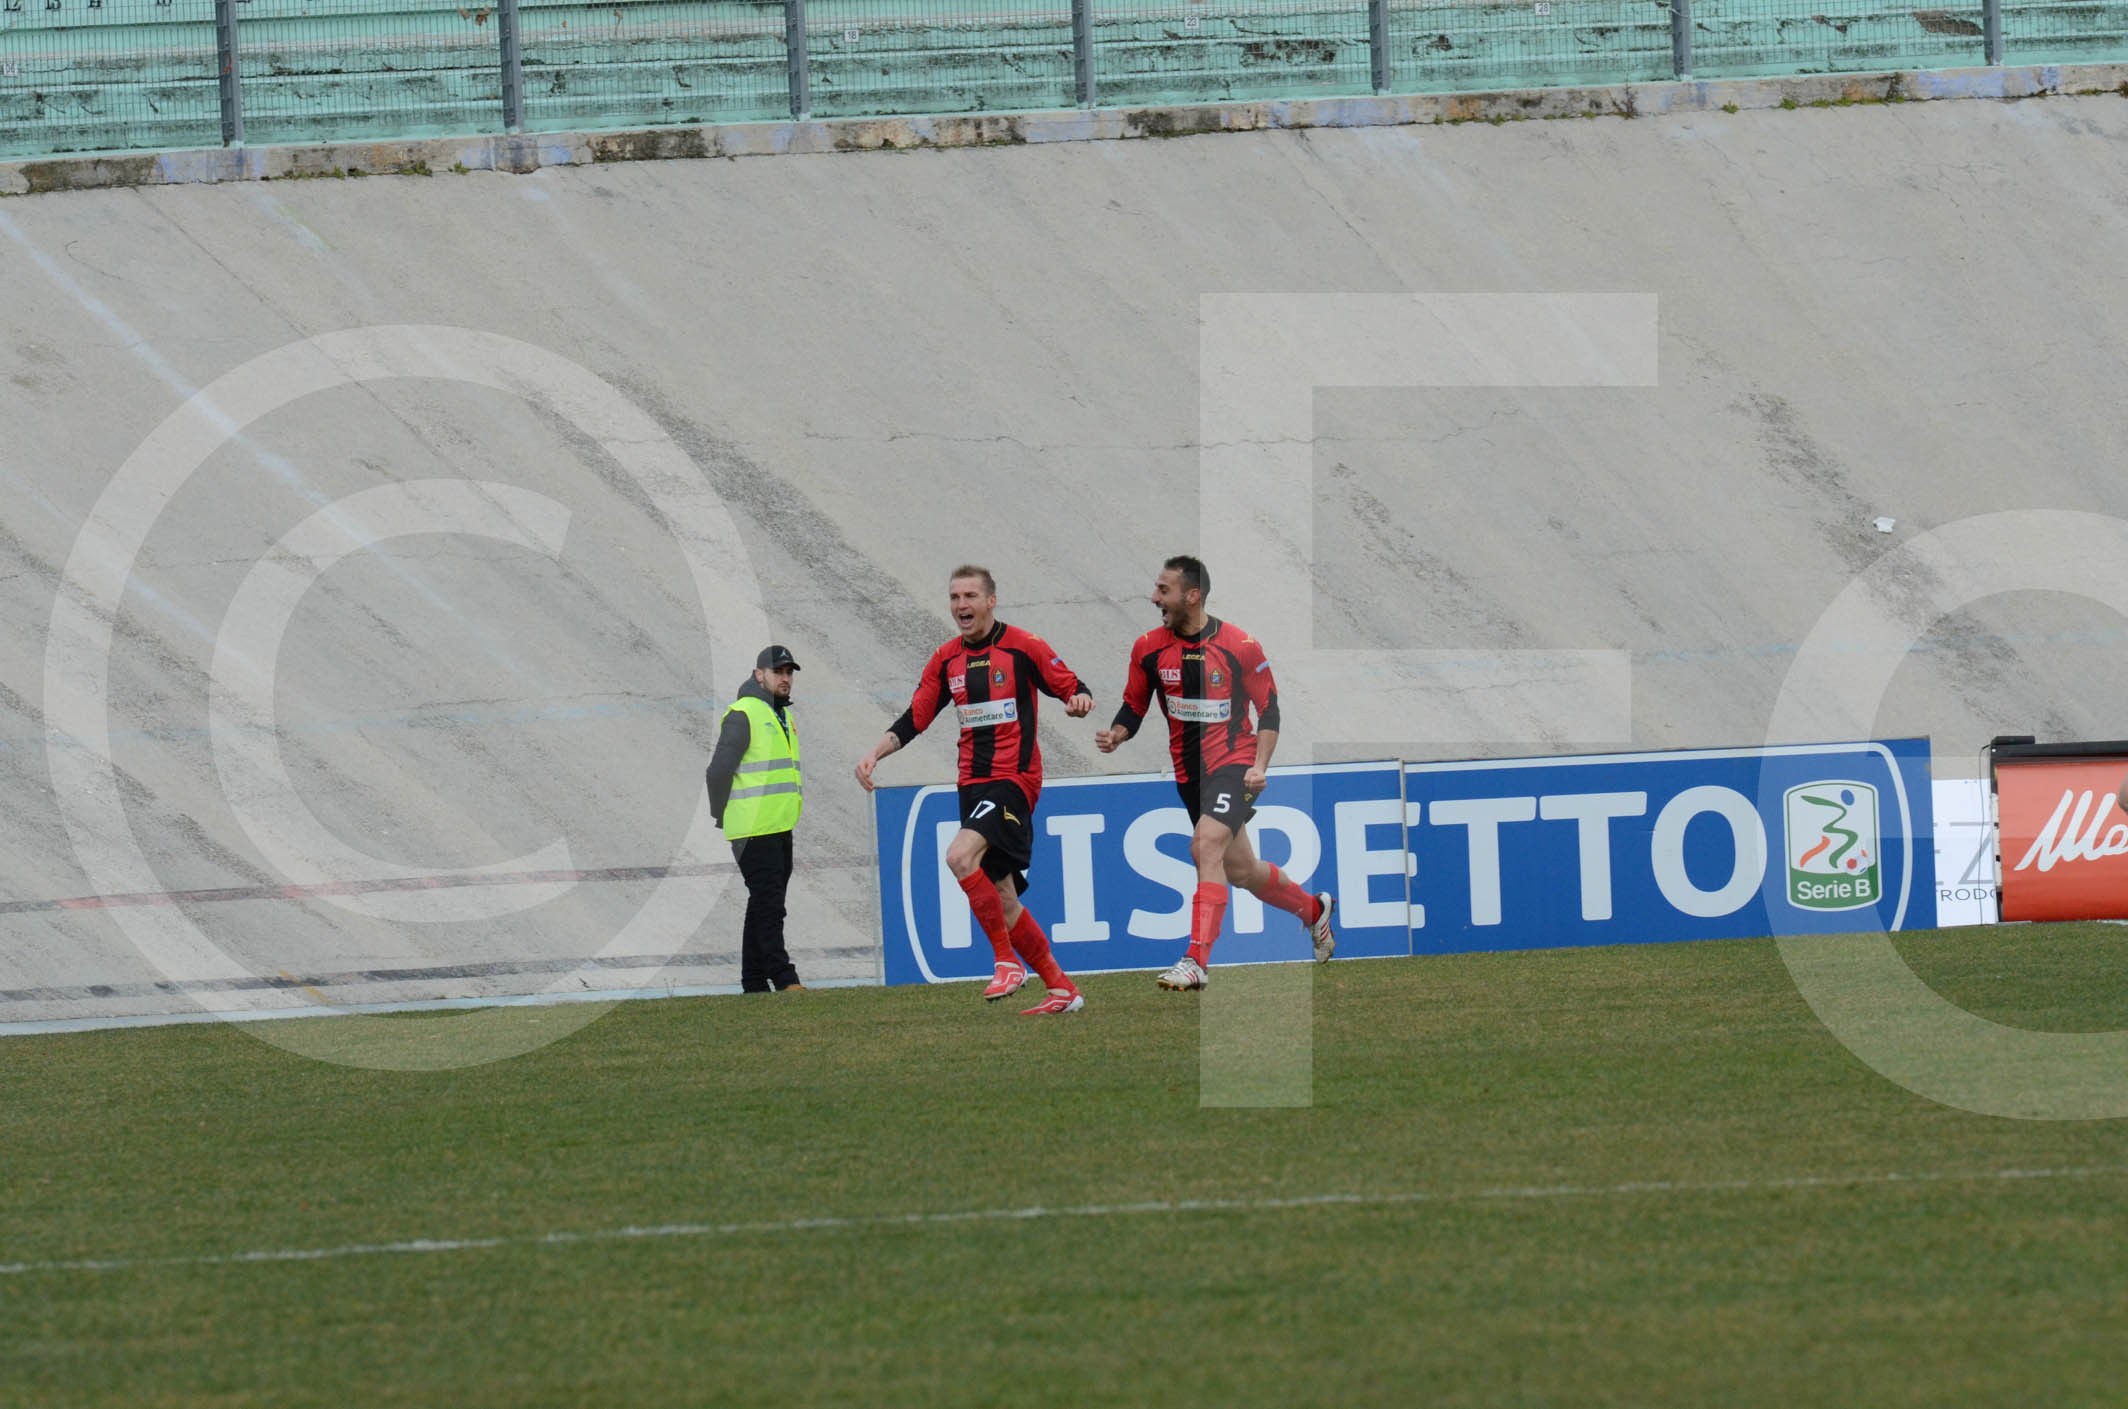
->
xmin=1112 ymin=632 xmax=1159 ymax=734
xmin=1235 ymin=631 xmax=1281 ymax=733
xmin=890 ymin=644 xmax=952 ymax=745
xmin=1009 ymin=627 xmax=1088 ymax=704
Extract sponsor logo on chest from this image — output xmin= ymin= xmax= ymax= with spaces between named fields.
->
xmin=1167 ymin=697 xmax=1232 ymax=723
xmin=957 ymin=699 xmax=1019 ymax=730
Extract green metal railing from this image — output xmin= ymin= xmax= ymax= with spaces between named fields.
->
xmin=3 ymin=0 xmax=2124 ymax=162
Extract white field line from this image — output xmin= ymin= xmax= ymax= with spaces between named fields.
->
xmin=6 ymin=1163 xmax=2125 ymax=1278
xmin=0 ymin=977 xmax=881 ymax=1039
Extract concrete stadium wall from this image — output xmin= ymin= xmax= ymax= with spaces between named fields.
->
xmin=4 ymin=83 xmax=2128 ymax=1030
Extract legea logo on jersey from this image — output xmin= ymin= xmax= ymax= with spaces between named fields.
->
xmin=1784 ymin=780 xmax=1880 ymax=910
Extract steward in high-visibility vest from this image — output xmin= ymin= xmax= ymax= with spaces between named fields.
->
xmin=719 ymin=691 xmax=802 ymax=837
xmin=706 ymin=645 xmax=807 ymax=992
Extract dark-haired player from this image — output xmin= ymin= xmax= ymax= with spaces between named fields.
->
xmin=1094 ymin=555 xmax=1335 ymax=991
xmin=857 ymin=565 xmax=1093 ymax=1015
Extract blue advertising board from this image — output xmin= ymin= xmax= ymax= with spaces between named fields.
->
xmin=1404 ymin=738 xmax=1938 ymax=953
xmin=875 ymin=739 xmax=1938 ymax=984
xmin=876 ymin=761 xmax=1413 ymax=986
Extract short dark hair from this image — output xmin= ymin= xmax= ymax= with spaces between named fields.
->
xmin=1163 ymin=554 xmax=1209 ymax=600
xmin=948 ymin=564 xmax=997 ymax=596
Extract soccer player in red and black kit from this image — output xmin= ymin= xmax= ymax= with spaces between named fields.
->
xmin=1094 ymin=555 xmax=1336 ymax=991
xmin=856 ymin=565 xmax=1095 ymax=1015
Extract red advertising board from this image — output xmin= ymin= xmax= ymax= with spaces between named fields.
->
xmin=1993 ymin=747 xmax=2128 ymax=922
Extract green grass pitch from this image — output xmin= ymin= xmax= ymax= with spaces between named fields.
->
xmin=5 ymin=925 xmax=2127 ymax=1407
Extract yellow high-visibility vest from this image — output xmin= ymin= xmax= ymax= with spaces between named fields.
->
xmin=720 ymin=696 xmax=802 ymax=837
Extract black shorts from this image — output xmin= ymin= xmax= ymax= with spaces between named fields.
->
xmin=1179 ymin=764 xmax=1257 ymax=832
xmin=959 ymin=780 xmax=1035 ymax=893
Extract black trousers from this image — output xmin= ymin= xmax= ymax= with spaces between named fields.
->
xmin=732 ymin=830 xmax=800 ymax=992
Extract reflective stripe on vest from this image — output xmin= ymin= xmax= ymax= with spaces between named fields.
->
xmin=721 ymin=696 xmax=802 ymax=837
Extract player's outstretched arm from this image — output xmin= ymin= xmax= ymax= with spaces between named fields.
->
xmin=855 ymin=732 xmax=904 ymax=792
xmin=1095 ymin=704 xmax=1140 ymax=755
xmin=1101 ymin=647 xmax=1155 ymax=755
xmin=860 ymin=665 xmax=935 ymax=792
xmin=1018 ymin=628 xmax=1094 ymax=719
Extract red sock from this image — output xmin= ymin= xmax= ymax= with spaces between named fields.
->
xmin=1251 ymin=864 xmax=1321 ymax=925
xmin=1009 ymin=910 xmax=1073 ymax=992
xmin=958 ymin=873 xmax=1015 ymax=965
xmin=1187 ymin=882 xmax=1228 ymax=967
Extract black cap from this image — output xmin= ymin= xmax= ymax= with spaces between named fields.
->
xmin=756 ymin=645 xmax=802 ymax=672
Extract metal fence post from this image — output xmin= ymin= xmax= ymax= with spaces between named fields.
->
xmin=786 ymin=0 xmax=810 ymax=119
xmin=1670 ymin=0 xmax=1692 ymax=79
xmin=1369 ymin=0 xmax=1389 ymax=95
xmin=1983 ymin=0 xmax=2002 ymax=64
xmin=497 ymin=0 xmax=524 ymax=132
xmin=1072 ymin=0 xmax=1096 ymax=107
xmin=214 ymin=0 xmax=242 ymax=145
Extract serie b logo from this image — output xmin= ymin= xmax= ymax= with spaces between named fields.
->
xmin=1784 ymin=780 xmax=1881 ymax=911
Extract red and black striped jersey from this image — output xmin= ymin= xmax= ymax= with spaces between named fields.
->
xmin=889 ymin=622 xmax=1088 ymax=805
xmin=1114 ymin=617 xmax=1280 ymax=784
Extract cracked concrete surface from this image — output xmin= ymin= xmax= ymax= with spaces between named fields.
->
xmin=4 ymin=94 xmax=2128 ymax=1028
